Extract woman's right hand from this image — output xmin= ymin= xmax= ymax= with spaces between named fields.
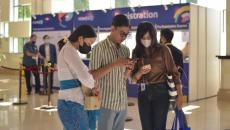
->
xmin=133 ymin=65 xmax=151 ymax=81
xmin=92 ymin=86 xmax=100 ymax=96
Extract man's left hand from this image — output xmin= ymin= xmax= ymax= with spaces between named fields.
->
xmin=126 ymin=59 xmax=136 ymax=70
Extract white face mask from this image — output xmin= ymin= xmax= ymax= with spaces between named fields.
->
xmin=141 ymin=39 xmax=151 ymax=48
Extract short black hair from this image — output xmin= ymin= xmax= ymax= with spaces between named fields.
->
xmin=30 ymin=34 xmax=36 ymax=39
xmin=68 ymin=25 xmax=96 ymax=43
xmin=160 ymin=28 xmax=174 ymax=43
xmin=112 ymin=14 xmax=130 ymax=27
xmin=43 ymin=35 xmax=49 ymax=39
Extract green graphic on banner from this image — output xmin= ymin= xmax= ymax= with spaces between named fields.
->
xmin=187 ymin=0 xmax=197 ymax=4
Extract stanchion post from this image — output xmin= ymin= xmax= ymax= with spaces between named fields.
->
xmin=13 ymin=64 xmax=28 ymax=105
xmin=19 ymin=64 xmax=22 ymax=100
xmin=40 ymin=60 xmax=49 ymax=95
xmin=47 ymin=63 xmax=51 ymax=106
xmin=39 ymin=63 xmax=56 ymax=110
xmin=43 ymin=64 xmax=47 ymax=94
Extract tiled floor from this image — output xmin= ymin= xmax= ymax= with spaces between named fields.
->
xmin=0 ymin=69 xmax=230 ymax=130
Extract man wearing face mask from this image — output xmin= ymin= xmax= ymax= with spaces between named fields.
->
xmin=39 ymin=35 xmax=57 ymax=94
xmin=23 ymin=34 xmax=41 ymax=95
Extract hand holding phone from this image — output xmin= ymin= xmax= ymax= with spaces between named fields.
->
xmin=142 ymin=64 xmax=151 ymax=69
xmin=139 ymin=64 xmax=151 ymax=75
xmin=126 ymin=58 xmax=137 ymax=70
xmin=131 ymin=58 xmax=139 ymax=63
xmin=139 ymin=58 xmax=152 ymax=75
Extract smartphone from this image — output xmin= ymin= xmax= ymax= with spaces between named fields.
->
xmin=131 ymin=58 xmax=139 ymax=62
xmin=143 ymin=64 xmax=151 ymax=69
xmin=143 ymin=58 xmax=151 ymax=65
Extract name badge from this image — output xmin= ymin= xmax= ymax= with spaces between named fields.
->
xmin=140 ymin=83 xmax=146 ymax=92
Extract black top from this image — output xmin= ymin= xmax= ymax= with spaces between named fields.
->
xmin=167 ymin=44 xmax=183 ymax=76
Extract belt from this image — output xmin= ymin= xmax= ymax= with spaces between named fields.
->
xmin=145 ymin=82 xmax=167 ymax=87
xmin=60 ymin=79 xmax=81 ymax=90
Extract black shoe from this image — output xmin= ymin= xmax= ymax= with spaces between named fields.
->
xmin=35 ymin=90 xmax=41 ymax=94
xmin=128 ymin=102 xmax=135 ymax=106
xmin=125 ymin=116 xmax=133 ymax=122
xmin=39 ymin=91 xmax=47 ymax=95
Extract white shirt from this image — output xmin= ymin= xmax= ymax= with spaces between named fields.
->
xmin=57 ymin=42 xmax=95 ymax=105
xmin=45 ymin=43 xmax=50 ymax=61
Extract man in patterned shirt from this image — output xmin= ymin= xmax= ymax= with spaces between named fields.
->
xmin=90 ymin=14 xmax=134 ymax=130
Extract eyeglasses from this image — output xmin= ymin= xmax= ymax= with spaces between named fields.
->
xmin=119 ymin=31 xmax=130 ymax=38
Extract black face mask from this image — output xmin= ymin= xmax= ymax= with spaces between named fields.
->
xmin=79 ymin=42 xmax=91 ymax=54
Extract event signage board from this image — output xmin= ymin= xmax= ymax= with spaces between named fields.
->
xmin=32 ymin=3 xmax=190 ymax=32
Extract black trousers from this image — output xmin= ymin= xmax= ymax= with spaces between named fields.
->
xmin=42 ymin=64 xmax=54 ymax=92
xmin=138 ymin=83 xmax=169 ymax=130
xmin=24 ymin=66 xmax=41 ymax=93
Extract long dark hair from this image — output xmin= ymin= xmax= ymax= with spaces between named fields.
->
xmin=133 ymin=22 xmax=158 ymax=58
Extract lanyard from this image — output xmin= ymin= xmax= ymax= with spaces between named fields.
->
xmin=141 ymin=58 xmax=146 ymax=83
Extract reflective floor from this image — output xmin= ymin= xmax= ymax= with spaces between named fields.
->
xmin=0 ymin=69 xmax=230 ymax=130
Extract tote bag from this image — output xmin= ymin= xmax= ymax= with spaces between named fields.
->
xmin=172 ymin=108 xmax=191 ymax=130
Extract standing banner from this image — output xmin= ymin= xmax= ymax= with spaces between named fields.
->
xmin=32 ymin=12 xmax=75 ymax=32
xmin=32 ymin=12 xmax=75 ymax=87
xmin=32 ymin=3 xmax=190 ymax=88
xmin=32 ymin=12 xmax=75 ymax=46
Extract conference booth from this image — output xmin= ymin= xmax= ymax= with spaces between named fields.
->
xmin=32 ymin=3 xmax=221 ymax=102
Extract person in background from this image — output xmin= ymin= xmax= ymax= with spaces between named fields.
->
xmin=132 ymin=22 xmax=183 ymax=130
xmin=160 ymin=28 xmax=184 ymax=77
xmin=23 ymin=34 xmax=42 ymax=95
xmin=57 ymin=25 xmax=99 ymax=130
xmin=39 ymin=35 xmax=57 ymax=94
xmin=90 ymin=14 xmax=135 ymax=130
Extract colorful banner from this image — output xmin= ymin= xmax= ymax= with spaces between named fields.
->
xmin=32 ymin=12 xmax=75 ymax=32
xmin=32 ymin=3 xmax=190 ymax=32
xmin=74 ymin=3 xmax=190 ymax=30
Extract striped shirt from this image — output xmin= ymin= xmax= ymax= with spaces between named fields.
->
xmin=90 ymin=37 xmax=130 ymax=111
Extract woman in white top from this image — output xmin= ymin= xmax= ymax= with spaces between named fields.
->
xmin=57 ymin=25 xmax=99 ymax=130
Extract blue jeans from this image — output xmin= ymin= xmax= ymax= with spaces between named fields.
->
xmin=57 ymin=100 xmax=89 ymax=130
xmin=98 ymin=108 xmax=127 ymax=130
xmin=87 ymin=110 xmax=100 ymax=130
